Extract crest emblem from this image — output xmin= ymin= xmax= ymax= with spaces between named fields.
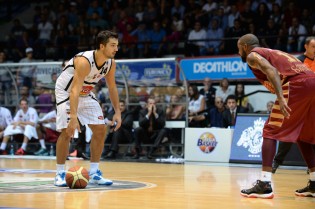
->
xmin=237 ymin=117 xmax=265 ymax=154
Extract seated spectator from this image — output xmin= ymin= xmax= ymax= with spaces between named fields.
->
xmin=208 ymin=96 xmax=225 ymax=128
xmin=199 ymin=77 xmax=216 ymax=110
xmin=34 ymin=108 xmax=58 ymax=156
xmin=256 ymin=101 xmax=274 ymax=114
xmin=130 ymin=22 xmax=149 ymax=58
xmin=234 ymin=82 xmax=252 ymax=113
xmin=36 ymin=86 xmax=54 ymax=117
xmin=0 ymin=106 xmax=13 ymax=141
xmin=132 ymin=96 xmax=167 ymax=159
xmin=166 ymin=95 xmax=185 ymax=120
xmin=105 ymin=100 xmax=133 ymax=159
xmin=205 ymin=18 xmax=224 ymax=55
xmin=17 ymin=47 xmax=37 ymax=89
xmin=188 ymin=85 xmax=206 ymax=127
xmin=0 ymin=98 xmax=38 ymax=155
xmin=147 ymin=21 xmax=167 ymax=57
xmin=185 ymin=21 xmax=207 ymax=56
xmin=215 ymin=78 xmax=234 ymax=103
xmin=287 ymin=17 xmax=307 ymax=53
xmin=19 ymin=85 xmax=36 ymax=105
xmin=222 ymin=95 xmax=247 ymax=128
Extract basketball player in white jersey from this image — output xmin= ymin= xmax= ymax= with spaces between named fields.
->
xmin=54 ymin=30 xmax=122 ymax=187
xmin=0 ymin=98 xmax=38 ymax=155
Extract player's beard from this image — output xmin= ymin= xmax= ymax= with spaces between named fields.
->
xmin=240 ymin=52 xmax=247 ymax=62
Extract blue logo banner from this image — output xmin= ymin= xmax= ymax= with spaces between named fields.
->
xmin=179 ymin=57 xmax=256 ymax=80
xmin=116 ymin=58 xmax=176 ymax=82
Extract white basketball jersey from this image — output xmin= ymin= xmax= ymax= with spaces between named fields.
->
xmin=55 ymin=50 xmax=112 ymax=103
xmin=13 ymin=107 xmax=38 ymax=124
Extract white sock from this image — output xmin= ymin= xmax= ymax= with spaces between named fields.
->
xmin=261 ymin=171 xmax=272 ymax=182
xmin=56 ymin=164 xmax=65 ymax=173
xmin=310 ymin=171 xmax=315 ymax=181
xmin=0 ymin=142 xmax=7 ymax=150
xmin=90 ymin=162 xmax=99 ymax=175
xmin=21 ymin=143 xmax=27 ymax=150
xmin=39 ymin=139 xmax=46 ymax=149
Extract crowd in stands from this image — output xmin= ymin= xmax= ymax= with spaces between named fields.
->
xmin=1 ymin=0 xmax=315 ymax=61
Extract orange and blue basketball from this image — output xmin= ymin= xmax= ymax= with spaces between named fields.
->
xmin=66 ymin=166 xmax=89 ymax=189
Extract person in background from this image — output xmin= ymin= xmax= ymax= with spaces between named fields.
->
xmin=105 ymin=100 xmax=133 ymax=159
xmin=297 ymin=36 xmax=315 ymax=72
xmin=222 ymin=94 xmax=246 ymax=128
xmin=34 ymin=108 xmax=58 ymax=156
xmin=199 ymin=77 xmax=216 ymax=110
xmin=188 ymin=85 xmax=205 ymax=127
xmin=17 ymin=47 xmax=36 ymax=89
xmin=215 ymin=78 xmax=234 ymax=103
xmin=234 ymin=82 xmax=252 ymax=113
xmin=208 ymin=96 xmax=225 ymax=128
xmin=132 ymin=96 xmax=167 ymax=159
xmin=0 ymin=106 xmax=13 ymax=144
xmin=0 ymin=98 xmax=38 ymax=155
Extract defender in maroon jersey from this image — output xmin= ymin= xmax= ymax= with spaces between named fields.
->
xmin=237 ymin=34 xmax=315 ymax=199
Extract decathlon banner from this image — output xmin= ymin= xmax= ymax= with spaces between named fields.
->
xmin=116 ymin=58 xmax=176 ymax=83
xmin=229 ymin=114 xmax=269 ymax=163
xmin=179 ymin=57 xmax=256 ymax=81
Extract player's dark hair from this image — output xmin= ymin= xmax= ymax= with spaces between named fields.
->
xmin=95 ymin=30 xmax=118 ymax=49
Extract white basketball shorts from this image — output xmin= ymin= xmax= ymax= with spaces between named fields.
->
xmin=3 ymin=125 xmax=38 ymax=139
xmin=56 ymin=93 xmax=105 ymax=131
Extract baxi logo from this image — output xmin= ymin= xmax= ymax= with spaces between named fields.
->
xmin=197 ymin=132 xmax=218 ymax=153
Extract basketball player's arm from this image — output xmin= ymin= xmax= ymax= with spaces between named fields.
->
xmin=105 ymin=60 xmax=122 ymax=131
xmin=67 ymin=57 xmax=90 ymax=137
xmin=247 ymin=52 xmax=291 ymax=118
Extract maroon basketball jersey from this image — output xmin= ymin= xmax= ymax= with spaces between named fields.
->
xmin=249 ymin=47 xmax=314 ymax=93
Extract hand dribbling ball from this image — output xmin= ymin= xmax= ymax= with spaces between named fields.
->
xmin=66 ymin=166 xmax=89 ymax=189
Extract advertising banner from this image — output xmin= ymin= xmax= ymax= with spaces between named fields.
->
xmin=116 ymin=58 xmax=176 ymax=85
xmin=179 ymin=57 xmax=256 ymax=81
xmin=229 ymin=114 xmax=269 ymax=163
xmin=185 ymin=128 xmax=233 ymax=162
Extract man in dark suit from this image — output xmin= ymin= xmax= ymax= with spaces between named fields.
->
xmin=132 ymin=96 xmax=167 ymax=159
xmin=105 ymin=100 xmax=134 ymax=159
xmin=222 ymin=94 xmax=246 ymax=128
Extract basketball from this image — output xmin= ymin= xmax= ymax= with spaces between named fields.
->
xmin=66 ymin=166 xmax=90 ymax=189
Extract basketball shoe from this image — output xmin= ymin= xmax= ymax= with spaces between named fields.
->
xmin=295 ymin=180 xmax=315 ymax=197
xmin=89 ymin=169 xmax=113 ymax=186
xmin=240 ymin=180 xmax=274 ymax=199
xmin=34 ymin=148 xmax=49 ymax=156
xmin=15 ymin=148 xmax=25 ymax=155
xmin=54 ymin=171 xmax=67 ymax=187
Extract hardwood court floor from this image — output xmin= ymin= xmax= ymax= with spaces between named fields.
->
xmin=0 ymin=157 xmax=314 ymax=209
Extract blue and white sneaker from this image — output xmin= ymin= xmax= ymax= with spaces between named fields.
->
xmin=54 ymin=171 xmax=67 ymax=187
xmin=89 ymin=169 xmax=113 ymax=186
